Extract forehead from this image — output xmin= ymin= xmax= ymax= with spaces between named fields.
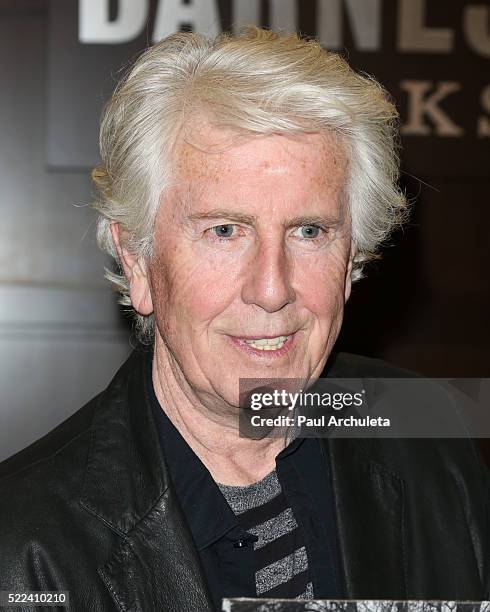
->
xmin=166 ymin=125 xmax=349 ymax=217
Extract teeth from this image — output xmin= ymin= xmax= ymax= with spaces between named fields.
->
xmin=243 ymin=335 xmax=290 ymax=350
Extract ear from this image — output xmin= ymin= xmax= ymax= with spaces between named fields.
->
xmin=110 ymin=222 xmax=153 ymax=316
xmin=344 ymin=241 xmax=357 ymax=303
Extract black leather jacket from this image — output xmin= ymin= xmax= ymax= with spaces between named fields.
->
xmin=0 ymin=349 xmax=489 ymax=611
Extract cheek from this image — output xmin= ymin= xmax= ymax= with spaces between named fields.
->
xmin=297 ymin=248 xmax=349 ymax=317
xmin=149 ymin=247 xmax=239 ymax=335
xmin=304 ymin=286 xmax=344 ymax=348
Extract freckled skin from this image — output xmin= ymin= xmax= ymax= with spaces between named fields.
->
xmin=143 ymin=128 xmax=355 ymax=414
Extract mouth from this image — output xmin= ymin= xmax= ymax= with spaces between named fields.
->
xmin=228 ymin=333 xmax=297 ymax=357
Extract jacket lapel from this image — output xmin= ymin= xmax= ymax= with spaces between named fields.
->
xmin=98 ymin=490 xmax=214 ymax=612
xmin=80 ymin=350 xmax=214 ymax=611
xmin=327 ymin=437 xmax=407 ymax=598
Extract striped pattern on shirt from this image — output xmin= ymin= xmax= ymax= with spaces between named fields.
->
xmin=218 ymin=470 xmax=314 ymax=600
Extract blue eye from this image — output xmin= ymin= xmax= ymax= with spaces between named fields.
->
xmin=299 ymin=225 xmax=321 ymax=239
xmin=213 ymin=224 xmax=235 ymax=238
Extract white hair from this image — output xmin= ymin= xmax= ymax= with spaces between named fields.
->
xmin=92 ymin=27 xmax=408 ymax=342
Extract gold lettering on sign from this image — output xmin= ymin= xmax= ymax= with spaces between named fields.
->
xmin=401 ymin=80 xmax=464 ymax=137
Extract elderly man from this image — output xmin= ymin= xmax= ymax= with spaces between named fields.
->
xmin=0 ymin=28 xmax=488 ymax=611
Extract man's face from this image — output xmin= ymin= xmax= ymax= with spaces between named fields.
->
xmin=145 ymin=127 xmax=353 ymax=407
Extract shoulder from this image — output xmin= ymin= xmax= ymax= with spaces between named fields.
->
xmin=0 ymin=348 xmax=144 ymax=485
xmin=0 ymin=395 xmax=98 ymax=483
xmin=0 ymin=394 xmax=99 ymax=584
xmin=0 ymin=394 xmax=100 ymax=546
xmin=0 ymin=350 xmax=143 ymax=585
xmin=326 ymin=352 xmax=490 ymax=497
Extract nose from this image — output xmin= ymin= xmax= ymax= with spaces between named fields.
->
xmin=241 ymin=237 xmax=296 ymax=313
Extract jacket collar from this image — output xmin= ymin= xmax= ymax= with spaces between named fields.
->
xmin=79 ymin=348 xmax=407 ymax=607
xmin=80 ymin=347 xmax=167 ymax=533
xmin=80 ymin=347 xmax=215 ymax=611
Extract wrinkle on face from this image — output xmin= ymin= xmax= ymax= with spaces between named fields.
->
xmin=148 ymin=124 xmax=352 ymax=416
xmin=174 ymin=120 xmax=348 ymax=204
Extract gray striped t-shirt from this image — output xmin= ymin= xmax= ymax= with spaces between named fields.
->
xmin=218 ymin=470 xmax=314 ymax=599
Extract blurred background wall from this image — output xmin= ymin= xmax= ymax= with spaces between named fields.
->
xmin=0 ymin=0 xmax=488 ymax=462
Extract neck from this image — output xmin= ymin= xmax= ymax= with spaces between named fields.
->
xmin=152 ymin=337 xmax=287 ymax=485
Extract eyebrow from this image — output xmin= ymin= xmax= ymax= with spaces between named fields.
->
xmin=186 ymin=209 xmax=257 ymax=225
xmin=185 ymin=208 xmax=342 ymax=228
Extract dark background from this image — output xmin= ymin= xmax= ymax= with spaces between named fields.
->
xmin=0 ymin=0 xmax=488 ymax=461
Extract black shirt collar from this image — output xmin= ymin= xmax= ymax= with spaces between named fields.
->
xmin=146 ymin=350 xmax=305 ymax=549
